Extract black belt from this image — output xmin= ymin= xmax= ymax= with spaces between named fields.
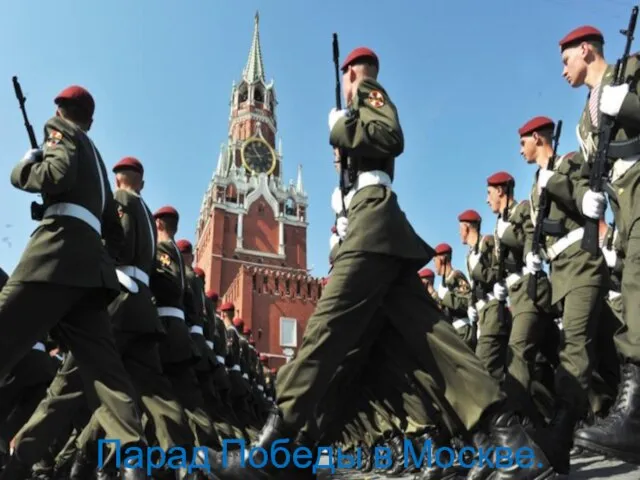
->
xmin=607 ymin=135 xmax=640 ymax=159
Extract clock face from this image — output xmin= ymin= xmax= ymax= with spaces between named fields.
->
xmin=242 ymin=138 xmax=276 ymax=175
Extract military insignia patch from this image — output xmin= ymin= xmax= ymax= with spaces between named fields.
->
xmin=159 ymin=253 xmax=171 ymax=267
xmin=367 ymin=90 xmax=385 ymax=108
xmin=46 ymin=130 xmax=63 ymax=147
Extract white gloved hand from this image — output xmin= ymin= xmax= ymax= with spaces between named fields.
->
xmin=493 ymin=282 xmax=508 ymax=301
xmin=467 ymin=306 xmax=478 ymax=323
xmin=329 ymin=108 xmax=348 ymax=131
xmin=537 ymin=169 xmax=555 ymax=193
xmin=22 ymin=148 xmax=42 ymax=163
xmin=336 ymin=216 xmax=348 ymax=239
xmin=600 ymin=83 xmax=629 ymax=117
xmin=437 ymin=283 xmax=448 ymax=299
xmin=525 ymin=252 xmax=542 ymax=273
xmin=496 ymin=218 xmax=510 ymax=239
xmin=581 ymin=190 xmax=606 ymax=219
xmin=329 ymin=233 xmax=340 ymax=250
xmin=602 ymin=246 xmax=618 ymax=268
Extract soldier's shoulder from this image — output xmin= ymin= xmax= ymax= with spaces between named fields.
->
xmin=356 ymin=77 xmax=393 ymax=108
xmin=114 ymin=188 xmax=136 ymax=205
xmin=452 ymin=269 xmax=468 ymax=280
xmin=517 ymin=199 xmax=530 ymax=208
xmin=45 ymin=115 xmax=77 ymax=138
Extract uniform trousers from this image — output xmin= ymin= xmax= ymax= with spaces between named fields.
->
xmin=618 ymin=224 xmax=640 ymax=363
xmin=475 ymin=300 xmax=510 ymax=382
xmin=0 ymin=281 xmax=145 ymax=463
xmin=275 ymin=251 xmax=504 ymax=441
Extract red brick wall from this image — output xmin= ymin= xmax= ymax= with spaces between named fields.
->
xmin=243 ymin=198 xmax=278 ymax=255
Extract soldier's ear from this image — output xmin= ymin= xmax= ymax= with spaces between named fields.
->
xmin=140 ymin=180 xmax=145 ymax=192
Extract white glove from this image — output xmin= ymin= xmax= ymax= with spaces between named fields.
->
xmin=537 ymin=169 xmax=555 ymax=193
xmin=467 ymin=306 xmax=478 ymax=324
xmin=496 ymin=218 xmax=510 ymax=239
xmin=602 ymin=246 xmax=617 ymax=268
xmin=600 ymin=83 xmax=629 ymax=117
xmin=493 ymin=282 xmax=508 ymax=301
xmin=336 ymin=216 xmax=348 ymax=239
xmin=331 ymin=187 xmax=344 ymax=215
xmin=525 ymin=252 xmax=542 ymax=273
xmin=329 ymin=108 xmax=348 ymax=131
xmin=581 ymin=190 xmax=606 ymax=219
xmin=437 ymin=283 xmax=448 ymax=299
xmin=22 ymin=148 xmax=42 ymax=163
xmin=329 ymin=233 xmax=340 ymax=250
xmin=468 ymin=251 xmax=482 ymax=272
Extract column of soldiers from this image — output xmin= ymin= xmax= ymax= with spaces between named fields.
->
xmin=0 ymin=86 xmax=277 ymax=479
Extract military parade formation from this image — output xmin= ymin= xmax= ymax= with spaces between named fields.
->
xmin=1 ymin=6 xmax=640 ymax=480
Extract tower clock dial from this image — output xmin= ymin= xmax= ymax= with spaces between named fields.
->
xmin=241 ymin=137 xmax=276 ymax=175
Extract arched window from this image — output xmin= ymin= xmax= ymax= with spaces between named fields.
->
xmin=238 ymin=83 xmax=249 ymax=104
xmin=254 ymin=87 xmax=264 ymax=103
xmin=285 ymin=198 xmax=296 ymax=216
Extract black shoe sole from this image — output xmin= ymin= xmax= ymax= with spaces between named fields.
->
xmin=573 ymin=438 xmax=640 ymax=464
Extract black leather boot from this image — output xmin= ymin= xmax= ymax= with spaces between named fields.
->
xmin=359 ymin=444 xmax=373 ymax=473
xmin=412 ymin=429 xmax=460 ymax=480
xmin=573 ymin=362 xmax=640 ymax=463
xmin=535 ymin=403 xmax=577 ymax=476
xmin=0 ymin=456 xmax=31 ymax=480
xmin=385 ymin=435 xmax=407 ymax=476
xmin=69 ymin=448 xmax=97 ymax=480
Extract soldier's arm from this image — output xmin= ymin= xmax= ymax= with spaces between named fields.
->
xmin=330 ymin=78 xmax=404 ymax=158
xmin=546 ymin=153 xmax=583 ymax=213
xmin=441 ymin=272 xmax=470 ymax=312
xmin=112 ymin=190 xmax=136 ymax=265
xmin=150 ymin=246 xmax=181 ymax=299
xmin=500 ymin=202 xmax=529 ymax=250
xmin=215 ymin=318 xmax=228 ymax=357
xmin=616 ymin=61 xmax=640 ymax=128
xmin=10 ymin=117 xmax=78 ymax=194
xmin=184 ymin=275 xmax=203 ymax=328
xmin=476 ymin=236 xmax=498 ymax=284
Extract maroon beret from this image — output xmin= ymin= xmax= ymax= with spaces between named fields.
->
xmin=193 ymin=267 xmax=205 ymax=278
xmin=54 ymin=85 xmax=95 ymax=119
xmin=418 ymin=268 xmax=435 ymax=279
xmin=175 ymin=239 xmax=192 ymax=254
xmin=153 ymin=206 xmax=179 ymax=220
xmin=270 ymin=367 xmax=277 ymax=374
xmin=341 ymin=47 xmax=379 ymax=72
xmin=435 ymin=243 xmax=452 ymax=255
xmin=518 ymin=116 xmax=555 ymax=137
xmin=559 ymin=26 xmax=604 ymax=50
xmin=220 ymin=302 xmax=235 ymax=312
xmin=243 ymin=326 xmax=252 ymax=335
xmin=458 ymin=209 xmax=481 ymax=223
xmin=259 ymin=353 xmax=268 ymax=362
xmin=487 ymin=171 xmax=515 ymax=186
xmin=233 ymin=317 xmax=244 ymax=327
xmin=206 ymin=290 xmax=219 ymax=301
xmin=331 ymin=225 xmax=337 ymax=234
xmin=113 ymin=156 xmax=144 ymax=176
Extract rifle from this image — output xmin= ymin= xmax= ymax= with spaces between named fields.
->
xmin=581 ymin=6 xmax=638 ymax=256
xmin=12 ymin=76 xmax=44 ymax=220
xmin=527 ymin=120 xmax=562 ymax=301
xmin=332 ymin=33 xmax=348 ymax=216
xmin=496 ymin=184 xmax=511 ymax=323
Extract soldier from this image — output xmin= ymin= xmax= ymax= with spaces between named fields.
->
xmin=485 ymin=170 xmax=557 ymax=425
xmin=458 ymin=209 xmax=510 ymax=381
xmin=209 ymin=46 xmax=554 ymax=479
xmin=418 ymin=267 xmax=438 ymax=302
xmin=561 ymin=25 xmax=640 ymax=462
xmin=433 ymin=243 xmax=477 ymax=350
xmin=0 ymin=85 xmax=147 ymax=478
xmin=518 ymin=115 xmax=608 ymax=474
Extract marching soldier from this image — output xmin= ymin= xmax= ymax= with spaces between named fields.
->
xmin=0 ymin=86 xmax=147 ymax=479
xmin=563 ymin=24 xmax=640 ymax=461
xmin=518 ymin=115 xmax=607 ymax=475
xmin=209 ymin=45 xmax=554 ymax=480
xmin=418 ymin=267 xmax=438 ymax=302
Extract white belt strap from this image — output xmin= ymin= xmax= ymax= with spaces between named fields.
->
xmin=452 ymin=318 xmax=470 ymax=330
xmin=475 ymin=293 xmax=495 ymax=314
xmin=242 ymin=373 xmax=249 ymax=380
xmin=55 ymin=354 xmax=64 ymax=361
xmin=267 ymin=396 xmax=273 ymax=401
xmin=44 ymin=203 xmax=101 ymax=235
xmin=257 ymin=385 xmax=264 ymax=391
xmin=506 ymin=273 xmax=521 ymax=289
xmin=230 ymin=364 xmax=241 ymax=372
xmin=206 ymin=340 xmax=214 ymax=349
xmin=190 ymin=325 xmax=204 ymax=335
xmin=117 ymin=265 xmax=149 ymax=287
xmin=32 ymin=342 xmax=46 ymax=352
xmin=608 ymin=290 xmax=622 ymax=301
xmin=216 ymin=355 xmax=225 ymax=364
xmin=343 ymin=170 xmax=392 ymax=210
xmin=115 ymin=270 xmax=139 ymax=294
xmin=157 ymin=307 xmax=185 ymax=320
xmin=546 ymin=228 xmax=584 ymax=261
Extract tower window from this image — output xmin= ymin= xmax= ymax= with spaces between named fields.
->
xmin=254 ymin=87 xmax=264 ymax=103
xmin=238 ymin=83 xmax=248 ymax=104
xmin=285 ymin=198 xmax=295 ymax=216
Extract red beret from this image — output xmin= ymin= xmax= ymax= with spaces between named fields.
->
xmin=193 ymin=267 xmax=205 ymax=278
xmin=341 ymin=47 xmax=379 ymax=72
xmin=206 ymin=290 xmax=219 ymax=301
xmin=113 ymin=157 xmax=144 ymax=175
xmin=518 ymin=116 xmax=555 ymax=137
xmin=233 ymin=317 xmax=244 ymax=327
xmin=270 ymin=367 xmax=277 ymax=374
xmin=249 ymin=339 xmax=256 ymax=346
xmin=418 ymin=268 xmax=435 ymax=279
xmin=435 ymin=243 xmax=452 ymax=255
xmin=54 ymin=85 xmax=95 ymax=119
xmin=458 ymin=209 xmax=481 ymax=223
xmin=175 ymin=239 xmax=192 ymax=254
xmin=220 ymin=302 xmax=235 ymax=312
xmin=331 ymin=225 xmax=337 ymax=234
xmin=321 ymin=277 xmax=329 ymax=287
xmin=559 ymin=26 xmax=604 ymax=49
xmin=153 ymin=206 xmax=179 ymax=220
xmin=487 ymin=171 xmax=515 ymax=186
xmin=259 ymin=353 xmax=268 ymax=362
xmin=243 ymin=326 xmax=252 ymax=335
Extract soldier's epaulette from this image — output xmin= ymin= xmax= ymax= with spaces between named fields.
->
xmin=519 ymin=199 xmax=530 ymax=208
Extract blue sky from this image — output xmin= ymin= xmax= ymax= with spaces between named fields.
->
xmin=0 ymin=0 xmax=633 ymax=278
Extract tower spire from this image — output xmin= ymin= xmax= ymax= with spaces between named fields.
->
xmin=242 ymin=11 xmax=265 ymax=83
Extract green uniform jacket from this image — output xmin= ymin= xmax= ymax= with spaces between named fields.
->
xmin=151 ymin=240 xmax=198 ymax=364
xmin=10 ymin=116 xmax=122 ymax=292
xmin=204 ymin=297 xmax=225 ymax=366
xmin=329 ymin=77 xmax=435 ymax=267
xmin=574 ymin=59 xmax=640 ymax=255
xmin=225 ymin=325 xmax=242 ymax=370
xmin=466 ymin=235 xmax=498 ymax=303
xmin=440 ymin=269 xmax=471 ymax=318
xmin=110 ymin=188 xmax=163 ymax=334
xmin=239 ymin=335 xmax=252 ymax=380
xmin=525 ymin=152 xmax=607 ymax=305
xmin=185 ymin=266 xmax=215 ymax=371
xmin=498 ymin=200 xmax=552 ymax=316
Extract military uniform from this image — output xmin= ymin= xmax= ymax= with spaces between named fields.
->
xmin=210 ymin=46 xmax=554 ymax=480
xmin=0 ymin=86 xmax=146 ymax=478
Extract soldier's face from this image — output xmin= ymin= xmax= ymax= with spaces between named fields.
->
xmin=519 ymin=136 xmax=537 ymax=163
xmin=486 ymin=186 xmax=500 ymax=213
xmin=434 ymin=256 xmax=443 ymax=274
xmin=561 ymin=45 xmax=587 ymax=87
xmin=458 ymin=223 xmax=468 ymax=244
